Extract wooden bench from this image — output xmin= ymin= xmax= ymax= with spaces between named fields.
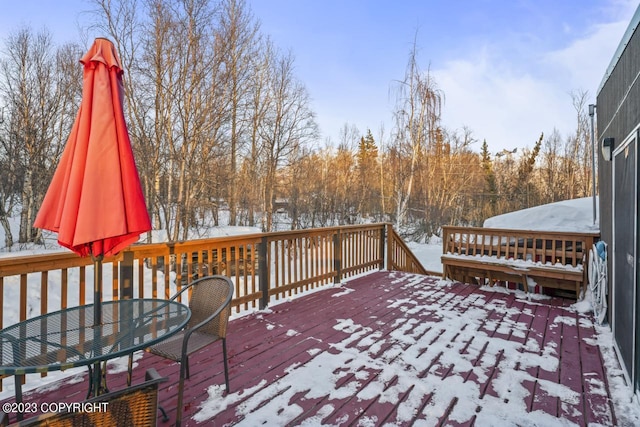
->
xmin=441 ymin=226 xmax=599 ymax=298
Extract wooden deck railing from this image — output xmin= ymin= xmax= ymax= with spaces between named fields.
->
xmin=0 ymin=223 xmax=433 ymax=391
xmin=387 ymin=228 xmax=431 ymax=275
xmin=442 ymin=226 xmax=599 ymax=266
xmin=0 ymin=223 xmax=428 ymax=329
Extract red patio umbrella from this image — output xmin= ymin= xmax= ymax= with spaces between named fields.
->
xmin=34 ymin=38 xmax=151 ymax=325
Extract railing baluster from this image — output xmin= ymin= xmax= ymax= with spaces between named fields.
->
xmin=77 ymin=266 xmax=85 ymax=305
xmin=61 ymin=269 xmax=68 ymax=310
xmin=20 ymin=275 xmax=27 ymax=322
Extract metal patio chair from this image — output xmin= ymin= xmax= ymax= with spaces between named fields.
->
xmin=146 ymin=275 xmax=234 ymax=427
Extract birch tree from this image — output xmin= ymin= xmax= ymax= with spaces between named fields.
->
xmin=390 ymin=41 xmax=443 ymax=228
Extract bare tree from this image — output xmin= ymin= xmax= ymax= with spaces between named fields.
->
xmin=257 ymin=50 xmax=317 ymax=231
xmin=390 ymin=40 xmax=443 ymax=229
xmin=540 ymin=129 xmax=564 ymax=203
xmin=216 ymin=0 xmax=260 ymax=226
xmin=336 ymin=123 xmax=360 ymax=151
xmin=0 ymin=105 xmax=20 ymax=248
xmin=0 ymin=28 xmax=81 ymax=246
xmin=376 ymin=125 xmax=390 ymax=221
xmin=426 ymin=128 xmax=482 ymax=229
xmin=92 ymin=0 xmax=223 ymax=241
xmin=569 ymin=90 xmax=592 ymax=198
xmin=0 ymin=5 xmax=605 ymax=249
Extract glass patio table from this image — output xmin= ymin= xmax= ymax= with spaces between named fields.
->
xmin=0 ymin=298 xmax=190 ymax=419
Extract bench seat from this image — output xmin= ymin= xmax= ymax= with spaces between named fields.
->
xmin=440 ymin=226 xmax=598 ymax=299
xmin=441 ymin=254 xmax=584 ymax=295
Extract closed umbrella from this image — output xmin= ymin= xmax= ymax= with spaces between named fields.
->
xmin=34 ymin=37 xmax=151 ymax=326
xmin=34 ymin=37 xmax=151 ymax=397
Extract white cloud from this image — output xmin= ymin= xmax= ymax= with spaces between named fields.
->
xmin=434 ymin=1 xmax=637 ymax=153
xmin=543 ymin=19 xmax=632 ymax=92
xmin=434 ymin=51 xmax=564 ymax=152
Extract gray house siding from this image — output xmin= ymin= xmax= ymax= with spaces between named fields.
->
xmin=597 ymin=12 xmax=640 ymax=253
xmin=596 ymin=7 xmax=640 ymax=392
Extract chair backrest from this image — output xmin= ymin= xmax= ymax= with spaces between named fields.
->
xmin=187 ymin=275 xmax=234 ymax=338
xmin=7 ymin=369 xmax=166 ymax=426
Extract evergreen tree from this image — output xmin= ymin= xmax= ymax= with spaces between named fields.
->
xmin=515 ymin=133 xmax=543 ymax=209
xmin=480 ymin=140 xmax=498 ymax=217
xmin=356 ymin=129 xmax=379 ymax=217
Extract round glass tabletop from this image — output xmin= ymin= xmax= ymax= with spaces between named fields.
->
xmin=0 ymin=299 xmax=191 ymax=375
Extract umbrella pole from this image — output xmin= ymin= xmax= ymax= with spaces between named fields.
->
xmin=92 ymin=253 xmax=104 ymax=397
xmin=93 ymin=255 xmax=103 ymax=326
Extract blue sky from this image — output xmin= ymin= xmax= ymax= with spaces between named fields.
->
xmin=1 ymin=0 xmax=638 ymax=152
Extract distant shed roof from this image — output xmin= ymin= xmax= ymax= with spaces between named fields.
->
xmin=597 ymin=5 xmax=640 ymax=95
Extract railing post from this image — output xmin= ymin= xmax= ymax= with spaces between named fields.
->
xmin=334 ymin=229 xmax=342 ymax=284
xmin=379 ymin=224 xmax=386 ymax=270
xmin=386 ymin=223 xmax=393 ymax=270
xmin=442 ymin=226 xmax=448 ymax=256
xmin=119 ymin=251 xmax=134 ymax=300
xmin=259 ymin=236 xmax=269 ymax=310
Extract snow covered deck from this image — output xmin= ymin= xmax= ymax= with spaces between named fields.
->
xmin=3 ymin=270 xmax=635 ymax=426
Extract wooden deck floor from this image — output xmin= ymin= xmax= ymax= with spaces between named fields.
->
xmin=5 ymin=271 xmax=630 ymax=426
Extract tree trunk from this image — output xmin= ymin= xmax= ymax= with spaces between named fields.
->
xmin=19 ymin=168 xmax=34 ymax=243
xmin=0 ymin=207 xmax=13 ymax=249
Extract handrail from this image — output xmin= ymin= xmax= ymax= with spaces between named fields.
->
xmin=386 ymin=228 xmax=431 ymax=275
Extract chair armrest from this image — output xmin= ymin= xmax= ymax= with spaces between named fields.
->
xmin=169 ymin=283 xmax=193 ymax=302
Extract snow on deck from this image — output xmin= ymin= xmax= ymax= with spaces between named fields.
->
xmin=3 ymin=270 xmax=638 ymax=426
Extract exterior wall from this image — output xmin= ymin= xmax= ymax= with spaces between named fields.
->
xmin=596 ymin=7 xmax=640 ymax=389
xmin=596 ymin=15 xmax=640 ymax=318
